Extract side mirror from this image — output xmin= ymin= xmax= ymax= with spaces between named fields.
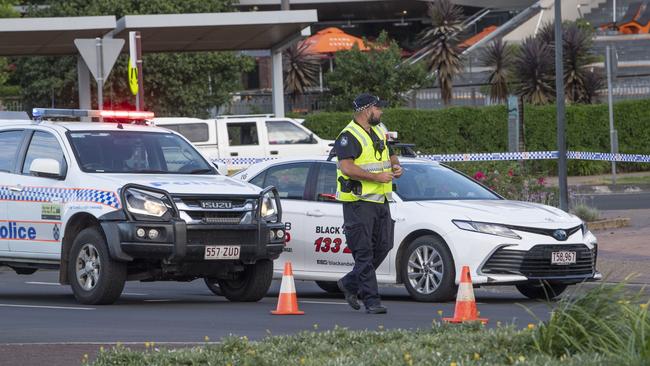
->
xmin=212 ymin=160 xmax=229 ymax=175
xmin=30 ymin=158 xmax=63 ymax=179
xmin=309 ymin=133 xmax=317 ymax=144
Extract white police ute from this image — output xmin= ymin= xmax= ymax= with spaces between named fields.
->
xmin=232 ymin=156 xmax=602 ymax=302
xmin=0 ymin=108 xmax=285 ymax=305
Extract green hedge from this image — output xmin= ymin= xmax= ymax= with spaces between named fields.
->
xmin=303 ymin=99 xmax=650 ymax=175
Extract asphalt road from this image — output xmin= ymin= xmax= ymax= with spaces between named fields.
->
xmin=0 ymin=270 xmax=550 ymax=343
xmin=0 ymin=269 xmax=562 ymax=365
xmin=575 ymin=191 xmax=650 ymax=210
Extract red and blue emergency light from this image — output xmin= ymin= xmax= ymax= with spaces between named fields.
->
xmin=32 ymin=108 xmax=154 ymax=121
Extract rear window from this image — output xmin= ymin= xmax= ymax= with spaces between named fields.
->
xmin=158 ymin=123 xmax=209 ymax=143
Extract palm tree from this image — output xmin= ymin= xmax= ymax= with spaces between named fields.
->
xmin=480 ymin=39 xmax=514 ymax=104
xmin=562 ymin=23 xmax=599 ymax=103
xmin=581 ymin=68 xmax=604 ymax=104
xmin=535 ymin=21 xmax=602 ymax=104
xmin=283 ymin=42 xmax=320 ymax=108
xmin=513 ymin=36 xmax=555 ymax=105
xmin=419 ymin=0 xmax=464 ymax=105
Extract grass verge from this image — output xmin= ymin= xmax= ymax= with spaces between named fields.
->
xmin=88 ymin=284 xmax=648 ymax=366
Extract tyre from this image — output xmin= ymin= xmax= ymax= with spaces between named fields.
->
xmin=68 ymin=227 xmax=126 ymax=305
xmin=400 ymin=235 xmax=457 ymax=302
xmin=218 ymin=259 xmax=273 ymax=302
xmin=315 ymin=281 xmax=341 ymax=294
xmin=204 ymin=278 xmax=222 ymax=296
xmin=516 ymin=282 xmax=568 ymax=300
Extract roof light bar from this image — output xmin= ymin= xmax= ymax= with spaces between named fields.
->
xmin=33 ymin=108 xmax=154 ymax=121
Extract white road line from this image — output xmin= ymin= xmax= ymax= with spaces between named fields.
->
xmin=123 ymin=292 xmax=148 ymax=296
xmin=144 ymin=299 xmax=172 ymax=302
xmin=0 ymin=303 xmax=94 ymax=311
xmin=301 ymin=300 xmax=348 ymax=305
xmin=25 ymin=282 xmax=60 ymax=286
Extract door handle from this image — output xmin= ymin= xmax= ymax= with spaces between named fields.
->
xmin=9 ymin=186 xmax=22 ymax=193
xmin=306 ymin=210 xmax=324 ymax=217
xmin=230 ymin=152 xmax=238 ymax=157
xmin=393 ymin=217 xmax=406 ymax=222
xmin=270 ymin=150 xmax=278 ymax=155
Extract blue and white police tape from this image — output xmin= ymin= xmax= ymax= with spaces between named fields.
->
xmin=215 ymin=150 xmax=650 ymax=168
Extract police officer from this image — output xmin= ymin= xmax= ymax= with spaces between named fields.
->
xmin=334 ymin=93 xmax=402 ymax=314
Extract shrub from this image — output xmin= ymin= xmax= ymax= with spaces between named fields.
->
xmin=533 ymin=282 xmax=650 ymax=365
xmin=571 ymin=203 xmax=600 ymax=222
xmin=304 ymin=99 xmax=650 ymax=176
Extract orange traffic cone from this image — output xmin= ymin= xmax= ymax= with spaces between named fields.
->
xmin=443 ymin=266 xmax=488 ymax=324
xmin=271 ymin=261 xmax=304 ymax=315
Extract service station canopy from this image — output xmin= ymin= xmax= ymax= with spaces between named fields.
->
xmin=0 ymin=10 xmax=318 ymax=56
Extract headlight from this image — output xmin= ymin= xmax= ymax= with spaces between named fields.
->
xmin=260 ymin=193 xmax=277 ymax=222
xmin=453 ymin=220 xmax=521 ymax=239
xmin=125 ymin=188 xmax=169 ymax=218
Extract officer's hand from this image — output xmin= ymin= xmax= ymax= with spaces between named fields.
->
xmin=374 ymin=172 xmax=394 ymax=183
xmin=392 ymin=164 xmax=403 ymax=178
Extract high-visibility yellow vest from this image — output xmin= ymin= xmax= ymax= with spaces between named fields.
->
xmin=336 ymin=121 xmax=392 ymax=203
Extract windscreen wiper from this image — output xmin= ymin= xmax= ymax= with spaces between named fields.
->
xmin=188 ymin=168 xmax=214 ymax=174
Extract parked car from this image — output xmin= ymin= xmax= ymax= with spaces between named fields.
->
xmin=0 ymin=108 xmax=285 ymax=305
xmin=227 ymin=156 xmax=602 ymax=302
xmin=152 ymin=115 xmax=334 ymax=166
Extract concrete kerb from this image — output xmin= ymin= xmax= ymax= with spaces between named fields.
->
xmin=588 ymin=217 xmax=631 ymax=230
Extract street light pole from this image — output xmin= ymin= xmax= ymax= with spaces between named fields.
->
xmin=606 ymin=45 xmax=617 ymax=184
xmin=555 ymin=0 xmax=569 ymax=211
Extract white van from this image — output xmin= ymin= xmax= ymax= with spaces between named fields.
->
xmin=152 ymin=115 xmax=334 ymax=164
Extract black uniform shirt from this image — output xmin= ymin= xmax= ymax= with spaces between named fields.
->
xmin=334 ymin=122 xmax=394 ymax=161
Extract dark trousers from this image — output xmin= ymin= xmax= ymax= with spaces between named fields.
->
xmin=340 ymin=200 xmax=394 ymax=307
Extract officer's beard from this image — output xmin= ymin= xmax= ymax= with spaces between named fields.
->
xmin=369 ymin=112 xmax=381 ymax=126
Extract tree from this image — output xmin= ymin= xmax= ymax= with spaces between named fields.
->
xmin=283 ymin=42 xmax=319 ymax=106
xmin=11 ymin=0 xmax=254 ymax=117
xmin=0 ymin=1 xmax=19 ymax=100
xmin=419 ymin=0 xmax=464 ymax=105
xmin=324 ymin=32 xmax=426 ymax=112
xmin=512 ymin=36 xmax=555 ymax=105
xmin=534 ymin=21 xmax=602 ymax=104
xmin=480 ymin=39 xmax=514 ymax=104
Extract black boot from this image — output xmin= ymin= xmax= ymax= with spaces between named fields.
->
xmin=365 ymin=304 xmax=387 ymax=314
xmin=337 ymin=279 xmax=360 ymax=310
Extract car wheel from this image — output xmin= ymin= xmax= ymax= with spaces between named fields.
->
xmin=315 ymin=281 xmax=341 ymax=294
xmin=218 ymin=259 xmax=273 ymax=302
xmin=203 ymin=278 xmax=222 ymax=296
xmin=68 ymin=227 xmax=126 ymax=305
xmin=400 ymin=235 xmax=457 ymax=302
xmin=516 ymin=282 xmax=568 ymax=300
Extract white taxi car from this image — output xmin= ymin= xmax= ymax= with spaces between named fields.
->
xmin=0 ymin=109 xmax=285 ymax=305
xmin=233 ymin=156 xmax=601 ymax=302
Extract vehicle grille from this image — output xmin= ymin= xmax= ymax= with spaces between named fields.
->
xmin=186 ymin=211 xmax=244 ymax=224
xmin=186 ymin=229 xmax=260 ymax=246
xmin=176 ymin=198 xmax=249 ymax=209
xmin=481 ymin=244 xmax=595 ymax=278
xmin=173 ymin=196 xmax=254 ymax=225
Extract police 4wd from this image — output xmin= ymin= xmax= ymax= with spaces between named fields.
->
xmin=0 ymin=108 xmax=285 ymax=305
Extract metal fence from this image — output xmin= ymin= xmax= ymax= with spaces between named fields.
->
xmin=0 ymin=97 xmax=23 ymax=112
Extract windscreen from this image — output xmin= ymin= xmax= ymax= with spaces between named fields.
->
xmin=68 ymin=131 xmax=215 ymax=174
xmin=395 ymin=163 xmax=500 ymax=201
